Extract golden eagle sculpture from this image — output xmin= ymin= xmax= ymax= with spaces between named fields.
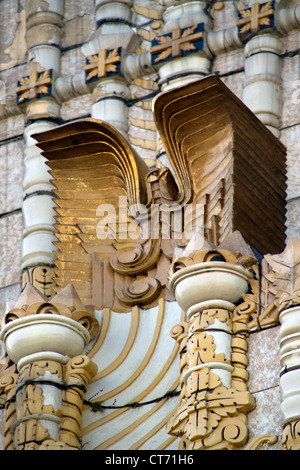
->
xmin=34 ymin=75 xmax=286 ymax=311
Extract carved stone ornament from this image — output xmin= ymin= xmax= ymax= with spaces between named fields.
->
xmin=21 ymin=265 xmax=56 ymax=298
xmin=150 ymin=23 xmax=204 ymax=65
xmin=0 ymin=284 xmax=99 ymax=450
xmin=1 ymin=283 xmax=99 ymax=340
xmin=237 ymin=1 xmax=276 ymax=39
xmin=16 ymin=69 xmax=53 ymax=105
xmin=84 ymin=47 xmax=122 ymax=82
xmin=246 ymin=237 xmax=300 ymax=330
xmin=167 ymin=235 xmax=256 ymax=450
xmin=32 ymin=75 xmax=286 ymax=314
xmin=0 ymin=73 xmax=290 ymax=451
xmin=0 ymin=355 xmax=98 ymax=450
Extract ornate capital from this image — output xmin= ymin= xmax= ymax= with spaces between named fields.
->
xmin=0 ymin=283 xmax=99 ymax=370
xmin=0 ymin=283 xmax=99 ymax=450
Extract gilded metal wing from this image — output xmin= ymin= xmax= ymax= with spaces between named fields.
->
xmin=34 ymin=119 xmax=151 ymax=308
xmin=153 ymin=74 xmax=287 ymax=255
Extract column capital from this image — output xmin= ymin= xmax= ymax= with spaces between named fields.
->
xmin=0 ymin=283 xmax=99 ymax=370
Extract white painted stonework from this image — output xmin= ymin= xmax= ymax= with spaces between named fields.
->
xmin=83 ymin=301 xmax=182 ymax=450
xmin=0 ymin=313 xmax=90 ymax=369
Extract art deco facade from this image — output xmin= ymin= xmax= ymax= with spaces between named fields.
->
xmin=0 ymin=0 xmax=300 ymax=450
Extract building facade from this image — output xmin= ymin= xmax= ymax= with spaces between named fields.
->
xmin=0 ymin=0 xmax=300 ymax=451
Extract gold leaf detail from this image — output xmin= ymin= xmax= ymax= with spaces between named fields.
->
xmin=37 ymin=85 xmax=50 ymax=96
xmin=240 ymin=9 xmax=252 ymax=18
xmin=181 ymin=43 xmax=197 ymax=52
xmin=18 ymin=90 xmax=30 ymax=102
xmin=106 ymin=64 xmax=118 ymax=74
xmin=155 ymin=47 xmax=172 ymax=63
xmin=261 ymin=1 xmax=273 ymax=12
xmin=107 ymin=48 xmax=119 ymax=60
xmin=181 ymin=24 xmax=197 ymax=38
xmin=18 ymin=77 xmax=30 ymax=87
xmin=240 ymin=23 xmax=251 ymax=34
xmin=156 ymin=34 xmax=172 ymax=45
xmin=86 ymin=68 xmax=98 ymax=81
xmin=87 ymin=55 xmax=98 ymax=65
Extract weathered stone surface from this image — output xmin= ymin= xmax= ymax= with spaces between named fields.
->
xmin=281 ymin=55 xmax=300 ymax=130
xmin=0 ymin=140 xmax=24 ymax=214
xmin=281 ymin=124 xmax=300 ymax=199
xmin=0 ymin=213 xmax=22 ymax=288
xmin=60 ymin=93 xmax=93 ymax=121
xmin=0 ymin=1 xmax=26 ymax=70
xmin=286 ymin=197 xmax=300 ymax=240
xmin=248 ymin=326 xmax=281 ymax=394
xmin=247 ymin=387 xmax=282 ymax=450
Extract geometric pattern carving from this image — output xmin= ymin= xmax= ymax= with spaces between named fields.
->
xmin=16 ymin=69 xmax=53 ymax=105
xmin=21 ymin=265 xmax=56 ymax=298
xmin=84 ymin=48 xmax=122 ymax=82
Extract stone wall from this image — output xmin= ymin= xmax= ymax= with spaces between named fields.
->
xmin=0 ymin=0 xmax=300 ymax=450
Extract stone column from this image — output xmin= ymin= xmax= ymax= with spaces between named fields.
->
xmin=280 ymin=305 xmax=300 ymax=450
xmin=151 ymin=1 xmax=212 ymax=92
xmin=81 ymin=0 xmax=140 ymax=137
xmin=242 ymin=34 xmax=283 ymax=137
xmin=91 ymin=78 xmax=131 ymax=137
xmin=167 ymin=246 xmax=255 ymax=450
xmin=20 ymin=0 xmax=64 ymax=296
xmin=0 ymin=284 xmax=99 ymax=450
xmin=277 ymin=4 xmax=300 ymax=35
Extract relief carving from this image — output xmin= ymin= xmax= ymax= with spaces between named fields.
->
xmin=0 ymin=356 xmax=97 ymax=450
xmin=31 ymin=76 xmax=286 ymax=315
xmin=167 ymin=308 xmax=256 ymax=449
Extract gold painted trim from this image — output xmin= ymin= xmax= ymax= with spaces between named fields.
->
xmin=86 ymin=298 xmax=165 ymax=405
xmin=87 ymin=308 xmax=111 ymax=359
xmin=129 ymin=403 xmax=179 ymax=450
xmin=83 ymin=302 xmax=183 ymax=441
